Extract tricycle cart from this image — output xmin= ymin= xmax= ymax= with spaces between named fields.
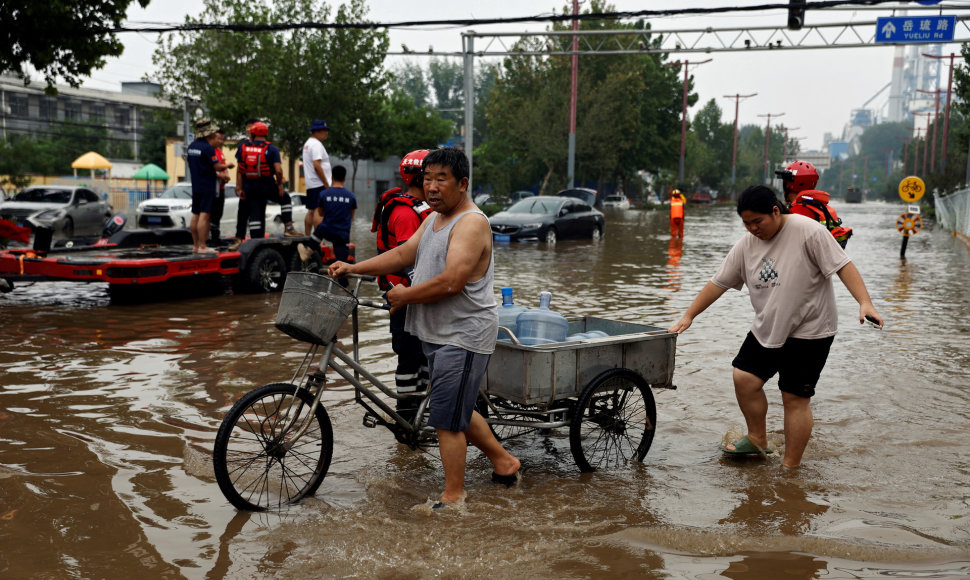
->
xmin=212 ymin=273 xmax=676 ymax=511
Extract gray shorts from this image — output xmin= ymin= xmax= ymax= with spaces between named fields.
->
xmin=422 ymin=342 xmax=490 ymax=432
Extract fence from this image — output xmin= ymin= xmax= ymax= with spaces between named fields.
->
xmin=934 ymin=187 xmax=970 ymax=246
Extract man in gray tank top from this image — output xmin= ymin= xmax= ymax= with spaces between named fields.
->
xmin=329 ymin=147 xmax=520 ymax=508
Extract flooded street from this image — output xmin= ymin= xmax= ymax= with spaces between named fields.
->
xmin=1 ymin=200 xmax=969 ymax=578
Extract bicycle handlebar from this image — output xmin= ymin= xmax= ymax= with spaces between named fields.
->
xmin=343 ymin=273 xmax=376 ymax=282
xmin=358 ymin=299 xmax=391 ymax=311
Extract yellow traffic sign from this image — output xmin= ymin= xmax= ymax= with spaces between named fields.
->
xmin=898 ymin=176 xmax=925 ymax=202
xmin=896 ymin=212 xmax=922 ymax=237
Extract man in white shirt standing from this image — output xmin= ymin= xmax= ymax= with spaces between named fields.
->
xmin=301 ymin=120 xmax=332 ymax=235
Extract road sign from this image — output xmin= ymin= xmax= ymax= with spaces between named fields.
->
xmin=896 ymin=213 xmax=922 ymax=237
xmin=898 ymin=176 xmax=926 ymax=202
xmin=876 ymin=16 xmax=956 ymax=43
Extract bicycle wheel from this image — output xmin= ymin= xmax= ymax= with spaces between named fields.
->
xmin=569 ymin=368 xmax=656 ymax=473
xmin=213 ymin=382 xmax=333 ymax=511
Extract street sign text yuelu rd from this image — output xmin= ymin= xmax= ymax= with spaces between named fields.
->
xmin=875 ymin=15 xmax=956 ymax=43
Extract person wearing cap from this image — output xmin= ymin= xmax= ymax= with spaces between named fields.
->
xmin=301 ymin=119 xmax=332 ymax=235
xmin=234 ymin=121 xmax=291 ymax=242
xmin=187 ymin=118 xmax=229 ymax=253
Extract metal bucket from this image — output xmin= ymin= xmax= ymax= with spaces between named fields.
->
xmin=274 ymin=272 xmax=358 ymax=345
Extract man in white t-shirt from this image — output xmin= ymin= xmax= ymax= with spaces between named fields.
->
xmin=668 ymin=185 xmax=883 ymax=469
xmin=302 ymin=119 xmax=332 ymax=235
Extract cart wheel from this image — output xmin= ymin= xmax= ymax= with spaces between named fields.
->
xmin=213 ymin=382 xmax=333 ymax=511
xmin=569 ymin=368 xmax=656 ymax=473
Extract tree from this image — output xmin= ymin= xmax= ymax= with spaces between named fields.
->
xmin=391 ymin=60 xmax=431 ymax=108
xmin=151 ymin=0 xmax=390 ymax=184
xmin=1 ymin=0 xmax=151 ymax=91
xmin=139 ymin=108 xmax=178 ymax=168
xmin=480 ymin=2 xmax=684 ymax=195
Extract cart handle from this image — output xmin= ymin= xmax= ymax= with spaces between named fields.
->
xmin=497 ymin=326 xmax=522 ymax=345
xmin=343 ymin=273 xmax=376 ymax=282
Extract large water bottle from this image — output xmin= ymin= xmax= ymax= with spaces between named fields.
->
xmin=516 ymin=291 xmax=568 ymax=346
xmin=497 ymin=287 xmax=527 ymax=342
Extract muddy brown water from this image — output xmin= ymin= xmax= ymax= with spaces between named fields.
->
xmin=1 ymin=201 xmax=969 ymax=579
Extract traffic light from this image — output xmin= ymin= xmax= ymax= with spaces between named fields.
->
xmin=788 ymin=0 xmax=806 ymax=30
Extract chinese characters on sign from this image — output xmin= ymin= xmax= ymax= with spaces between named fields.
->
xmin=875 ymin=16 xmax=956 ymax=43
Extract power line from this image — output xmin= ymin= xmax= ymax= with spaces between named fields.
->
xmin=102 ymin=1 xmax=914 ymax=35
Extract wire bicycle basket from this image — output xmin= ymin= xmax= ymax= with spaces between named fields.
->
xmin=275 ymin=272 xmax=358 ymax=345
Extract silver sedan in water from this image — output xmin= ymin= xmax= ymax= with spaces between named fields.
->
xmin=0 ymin=185 xmax=112 ymax=237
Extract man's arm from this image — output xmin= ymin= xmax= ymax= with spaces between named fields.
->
xmin=667 ymin=281 xmax=729 ymax=334
xmin=312 ymin=159 xmax=330 ymax=189
xmin=328 ymin=220 xmax=425 ymax=279
xmin=273 ymin=162 xmax=285 ymax=197
xmin=836 ymin=262 xmax=883 ymax=327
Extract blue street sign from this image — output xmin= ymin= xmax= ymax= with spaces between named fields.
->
xmin=875 ymin=15 xmax=956 ymax=43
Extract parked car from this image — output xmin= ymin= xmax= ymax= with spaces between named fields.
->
xmin=136 ymin=183 xmax=306 ymax=236
xmin=557 ymin=187 xmax=599 ymax=207
xmin=0 ymin=185 xmax=112 ymax=237
xmin=475 ymin=190 xmax=535 ymax=208
xmin=488 ymin=196 xmax=604 ymax=243
xmin=602 ymin=193 xmax=631 ymax=210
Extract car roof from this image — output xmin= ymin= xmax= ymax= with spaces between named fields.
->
xmin=22 ymin=185 xmax=83 ymax=192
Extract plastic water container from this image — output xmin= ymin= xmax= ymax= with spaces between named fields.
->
xmin=497 ymin=287 xmax=527 ymax=342
xmin=516 ymin=291 xmax=568 ymax=346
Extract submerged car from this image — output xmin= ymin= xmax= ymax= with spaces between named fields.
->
xmin=488 ymin=196 xmax=604 ymax=243
xmin=0 ymin=185 xmax=112 ymax=237
xmin=602 ymin=194 xmax=631 ymax=210
xmin=136 ymin=183 xmax=305 ymax=236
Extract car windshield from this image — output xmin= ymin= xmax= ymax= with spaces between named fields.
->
xmin=13 ymin=189 xmax=72 ymax=203
xmin=158 ymin=185 xmax=193 ymax=200
xmin=605 ymin=195 xmax=623 ymax=201
xmin=506 ymin=197 xmax=562 ymax=214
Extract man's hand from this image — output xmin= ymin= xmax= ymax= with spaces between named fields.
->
xmin=238 ymin=188 xmax=246 ymax=200
xmin=328 ymin=260 xmax=354 ymax=278
xmin=385 ymin=284 xmax=408 ymax=314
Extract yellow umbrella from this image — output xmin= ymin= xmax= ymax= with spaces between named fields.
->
xmin=71 ymin=151 xmax=113 ymax=178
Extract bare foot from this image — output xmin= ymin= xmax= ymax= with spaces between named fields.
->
xmin=493 ymin=453 xmax=521 ymax=478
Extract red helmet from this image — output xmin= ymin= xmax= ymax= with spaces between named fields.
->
xmin=250 ymin=122 xmax=269 ymax=137
xmin=775 ymin=160 xmax=818 ymax=194
xmin=400 ymin=149 xmax=430 ymax=186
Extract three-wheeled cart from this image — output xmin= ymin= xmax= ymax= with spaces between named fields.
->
xmin=212 ymin=273 xmax=677 ymax=511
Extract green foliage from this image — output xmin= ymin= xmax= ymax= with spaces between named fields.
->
xmin=0 ymin=0 xmax=151 ymax=91
xmin=478 ymin=1 xmax=683 ymax=195
xmin=138 ymin=108 xmax=178 ymax=167
xmin=151 ymin=0 xmax=389 ymax=176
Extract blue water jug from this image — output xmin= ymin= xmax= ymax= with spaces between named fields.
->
xmin=516 ymin=291 xmax=568 ymax=346
xmin=497 ymin=287 xmax=527 ymax=342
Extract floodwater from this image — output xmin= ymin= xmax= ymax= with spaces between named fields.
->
xmin=1 ymin=200 xmax=969 ymax=579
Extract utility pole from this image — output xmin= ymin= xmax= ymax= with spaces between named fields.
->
xmin=723 ymin=92 xmax=756 ymax=196
xmin=917 ymin=88 xmax=943 ymax=172
xmin=913 ymin=127 xmax=922 ymax=175
xmin=924 ymin=52 xmax=957 ymax=175
xmin=757 ymin=112 xmax=784 ymax=184
xmin=567 ymin=0 xmax=579 ymax=188
xmin=670 ymin=58 xmax=712 ymax=185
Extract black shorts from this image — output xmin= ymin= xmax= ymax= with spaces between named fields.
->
xmin=192 ymin=188 xmax=216 ymax=215
xmin=306 ymin=186 xmax=326 ymax=210
xmin=731 ymin=331 xmax=834 ymax=398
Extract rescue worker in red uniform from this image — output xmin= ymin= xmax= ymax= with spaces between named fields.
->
xmin=776 ymin=160 xmax=852 ymax=248
xmin=669 ymin=188 xmax=686 ymax=238
xmin=371 ymin=149 xmax=434 ymax=418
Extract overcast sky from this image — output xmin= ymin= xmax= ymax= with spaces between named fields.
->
xmin=81 ymin=0 xmax=969 ymax=152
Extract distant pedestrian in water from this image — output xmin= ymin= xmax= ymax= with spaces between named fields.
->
xmin=669 ymin=188 xmax=686 ymax=238
xmin=667 ymin=185 xmax=882 ymax=468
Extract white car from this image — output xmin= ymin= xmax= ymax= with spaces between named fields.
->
xmin=602 ymin=194 xmax=631 ymax=210
xmin=136 ymin=183 xmax=306 ymax=235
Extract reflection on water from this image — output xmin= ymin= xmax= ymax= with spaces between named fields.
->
xmin=2 ymin=202 xmax=970 ymax=578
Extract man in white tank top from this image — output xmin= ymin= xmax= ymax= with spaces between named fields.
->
xmin=329 ymin=148 xmax=520 ymax=508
